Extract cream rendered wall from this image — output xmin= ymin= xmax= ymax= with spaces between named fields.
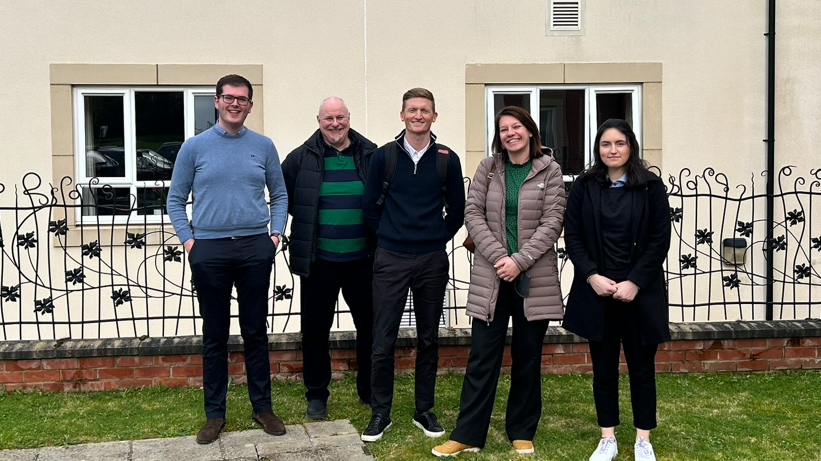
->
xmin=2 ymin=1 xmax=815 ymax=189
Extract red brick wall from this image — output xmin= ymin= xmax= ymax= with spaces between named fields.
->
xmin=1 ymin=337 xmax=819 ymax=392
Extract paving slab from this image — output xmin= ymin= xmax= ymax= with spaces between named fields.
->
xmin=132 ymin=435 xmax=221 ymax=461
xmin=303 ymin=419 xmax=358 ymax=438
xmin=38 ymin=441 xmax=130 ymax=461
xmin=0 ymin=449 xmax=37 ymax=461
xmin=0 ymin=419 xmax=373 ymax=461
xmin=219 ymin=429 xmax=266 ymax=460
xmin=254 ymin=424 xmax=313 ymax=457
xmin=317 ymin=445 xmax=375 ymax=461
xmin=264 ymin=452 xmax=322 ymax=461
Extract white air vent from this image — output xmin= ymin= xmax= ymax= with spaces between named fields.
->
xmin=550 ymin=0 xmax=582 ymax=31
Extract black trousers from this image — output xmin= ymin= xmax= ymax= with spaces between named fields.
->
xmin=189 ymin=234 xmax=275 ymax=419
xmin=589 ymin=296 xmax=659 ymax=430
xmin=370 ymin=247 xmax=449 ymax=417
xmin=450 ymin=281 xmax=550 ymax=447
xmin=300 ymin=257 xmax=373 ymax=403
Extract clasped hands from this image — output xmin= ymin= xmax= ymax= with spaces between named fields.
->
xmin=588 ymin=274 xmax=639 ymax=302
xmin=494 ymin=256 xmax=521 ymax=283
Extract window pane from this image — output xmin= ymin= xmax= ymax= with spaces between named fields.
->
xmin=596 ymin=93 xmax=633 ymax=128
xmin=137 ymin=187 xmax=169 ymax=215
xmin=539 ymin=90 xmax=585 ymax=175
xmin=492 ymin=93 xmax=530 ymax=114
xmin=84 ymin=96 xmax=125 ymax=178
xmin=81 ymin=187 xmax=131 ymax=216
xmin=135 ymin=92 xmax=184 ymax=181
xmin=195 ymin=95 xmax=217 ymax=135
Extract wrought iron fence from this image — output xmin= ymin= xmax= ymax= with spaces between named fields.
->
xmin=0 ymin=167 xmax=819 ymax=341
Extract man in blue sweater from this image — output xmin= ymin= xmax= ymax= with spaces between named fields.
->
xmin=167 ymin=74 xmax=288 ymax=445
xmin=360 ymin=88 xmax=466 ymax=442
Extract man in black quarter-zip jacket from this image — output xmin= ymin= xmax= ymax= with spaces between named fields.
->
xmin=360 ymin=87 xmax=465 ymax=443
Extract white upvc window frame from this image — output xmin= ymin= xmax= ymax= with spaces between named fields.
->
xmin=485 ymin=84 xmax=642 ymax=183
xmin=72 ymin=86 xmax=214 ymax=224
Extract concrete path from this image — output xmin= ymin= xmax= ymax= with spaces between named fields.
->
xmin=0 ymin=419 xmax=373 ymax=461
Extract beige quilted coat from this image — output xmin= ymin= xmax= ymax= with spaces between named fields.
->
xmin=464 ymin=152 xmax=565 ymax=323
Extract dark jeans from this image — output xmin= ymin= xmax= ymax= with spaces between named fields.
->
xmin=370 ymin=247 xmax=449 ymax=417
xmin=300 ymin=257 xmax=373 ymax=403
xmin=450 ymin=281 xmax=550 ymax=447
xmin=189 ymin=233 xmax=275 ymax=419
xmin=589 ymin=296 xmax=659 ymax=430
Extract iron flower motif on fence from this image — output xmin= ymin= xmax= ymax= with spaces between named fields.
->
xmin=1 ymin=284 xmax=20 ymax=302
xmin=736 ymin=221 xmax=753 ymax=237
xmin=274 ymin=285 xmax=292 ymax=301
xmin=670 ymin=207 xmax=683 ymax=223
xmin=811 ymin=237 xmax=821 ymax=251
xmin=34 ymin=297 xmax=54 ymax=314
xmin=125 ymin=233 xmax=146 ymax=249
xmin=556 ymin=247 xmax=568 ymax=261
xmin=164 ymin=246 xmax=182 ymax=262
xmin=111 ymin=288 xmax=132 ymax=306
xmin=81 ymin=241 xmax=102 ymax=259
xmin=17 ymin=232 xmax=37 ymax=249
xmin=786 ymin=210 xmax=804 ymax=226
xmin=795 ymin=264 xmax=812 ymax=280
xmin=65 ymin=267 xmax=86 ymax=285
xmin=48 ymin=219 xmax=68 ymax=236
xmin=280 ymin=235 xmax=290 ymax=252
xmin=722 ymin=273 xmax=741 ymax=289
xmin=680 ymin=254 xmax=697 ymax=270
xmin=695 ymin=229 xmax=714 ymax=245
xmin=767 ymin=236 xmax=787 ymax=252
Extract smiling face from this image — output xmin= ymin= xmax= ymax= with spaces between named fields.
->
xmin=317 ymin=98 xmax=351 ymax=150
xmin=498 ymin=114 xmax=533 ymax=158
xmin=598 ymin=128 xmax=631 ymax=175
xmin=400 ymin=97 xmax=437 ymax=136
xmin=215 ymin=84 xmax=253 ymax=134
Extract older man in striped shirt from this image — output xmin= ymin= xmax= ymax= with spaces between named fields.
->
xmin=282 ymin=97 xmax=377 ymax=420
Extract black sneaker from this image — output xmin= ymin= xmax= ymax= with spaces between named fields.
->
xmin=306 ymin=400 xmax=327 ymax=420
xmin=413 ymin=410 xmax=445 ymax=437
xmin=361 ymin=414 xmax=392 ymax=442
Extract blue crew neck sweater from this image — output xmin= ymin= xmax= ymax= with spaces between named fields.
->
xmin=167 ymin=125 xmax=288 ymax=243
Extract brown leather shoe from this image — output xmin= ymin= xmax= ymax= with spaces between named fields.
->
xmin=252 ymin=411 xmax=286 ymax=436
xmin=196 ymin=418 xmax=225 ymax=444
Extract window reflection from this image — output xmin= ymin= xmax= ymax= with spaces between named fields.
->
xmin=540 ymin=90 xmax=585 ymax=175
xmin=135 ymin=92 xmax=184 ymax=181
xmin=81 ymin=187 xmax=131 ymax=216
xmin=493 ymin=94 xmax=530 ymax=114
xmin=84 ymin=96 xmax=125 ymax=178
xmin=137 ymin=187 xmax=169 ymax=215
xmin=195 ymin=95 xmax=217 ymax=135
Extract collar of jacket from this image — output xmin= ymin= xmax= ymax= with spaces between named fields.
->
xmin=492 ymin=147 xmax=555 ymax=179
xmin=393 ymin=129 xmax=437 ymax=153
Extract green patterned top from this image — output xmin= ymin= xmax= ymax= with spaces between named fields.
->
xmin=505 ymin=159 xmax=532 ymax=255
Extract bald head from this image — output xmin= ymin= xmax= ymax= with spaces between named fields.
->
xmin=317 ymin=97 xmax=351 ymax=150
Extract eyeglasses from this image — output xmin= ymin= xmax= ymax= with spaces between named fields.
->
xmin=320 ymin=115 xmax=350 ymax=123
xmin=219 ymin=95 xmax=251 ymax=106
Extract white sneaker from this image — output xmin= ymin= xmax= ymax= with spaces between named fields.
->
xmin=634 ymin=437 xmax=657 ymax=461
xmin=589 ymin=437 xmax=618 ymax=461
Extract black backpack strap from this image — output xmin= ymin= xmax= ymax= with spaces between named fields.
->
xmin=434 ymin=145 xmax=450 ymax=213
xmin=376 ymin=141 xmax=399 ymax=206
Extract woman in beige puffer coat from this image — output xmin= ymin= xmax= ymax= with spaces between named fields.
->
xmin=433 ymin=106 xmax=565 ymax=457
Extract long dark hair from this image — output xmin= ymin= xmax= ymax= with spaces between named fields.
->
xmin=581 ymin=118 xmax=653 ymax=187
xmin=491 ymin=106 xmax=545 ymax=162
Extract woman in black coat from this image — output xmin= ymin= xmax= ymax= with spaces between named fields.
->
xmin=563 ymin=119 xmax=671 ymax=461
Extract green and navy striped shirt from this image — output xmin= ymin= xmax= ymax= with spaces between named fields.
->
xmin=316 ymin=145 xmax=368 ymax=261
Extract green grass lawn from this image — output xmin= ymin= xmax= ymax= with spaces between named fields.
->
xmin=1 ymin=371 xmax=819 ymax=460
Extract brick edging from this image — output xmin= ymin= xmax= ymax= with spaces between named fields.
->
xmin=1 ymin=320 xmax=819 ymax=392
